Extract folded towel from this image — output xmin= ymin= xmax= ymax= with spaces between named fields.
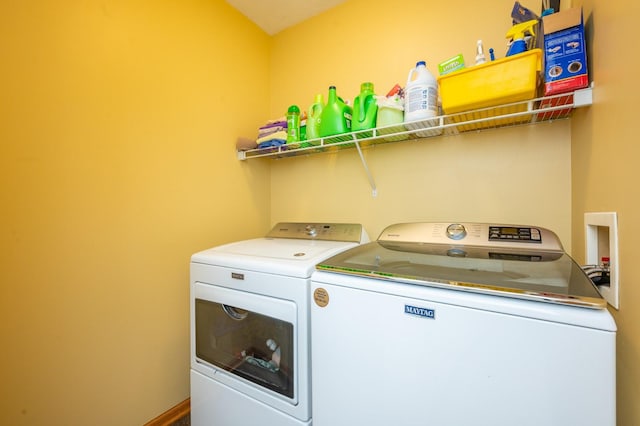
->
xmin=258 ymin=139 xmax=286 ymax=149
xmin=257 ymin=130 xmax=287 ymax=144
xmin=236 ymin=136 xmax=257 ymax=151
xmin=258 ymin=125 xmax=285 ymax=137
xmin=259 ymin=120 xmax=287 ymax=131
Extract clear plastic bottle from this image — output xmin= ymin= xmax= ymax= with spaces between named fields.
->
xmin=475 ymin=40 xmax=487 ymax=65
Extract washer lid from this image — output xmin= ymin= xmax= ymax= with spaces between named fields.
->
xmin=316 ymin=222 xmax=606 ymax=309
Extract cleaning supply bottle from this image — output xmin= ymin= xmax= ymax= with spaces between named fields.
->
xmin=286 ymin=105 xmax=300 ymax=143
xmin=319 ymin=86 xmax=352 ymax=139
xmin=404 ymin=61 xmax=440 ymax=137
xmin=475 ymin=40 xmax=487 ymax=65
xmin=404 ymin=61 xmax=438 ymax=123
xmin=505 ymin=19 xmax=538 ymax=57
xmin=306 ymin=94 xmax=324 ymax=141
xmin=351 ymin=82 xmax=378 ymax=133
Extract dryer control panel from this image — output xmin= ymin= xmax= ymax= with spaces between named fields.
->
xmin=266 ymin=222 xmax=369 ymax=243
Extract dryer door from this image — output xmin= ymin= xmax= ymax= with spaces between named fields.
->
xmin=193 ymin=282 xmax=296 ymax=400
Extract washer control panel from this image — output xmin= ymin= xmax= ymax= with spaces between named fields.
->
xmin=379 ymin=222 xmax=564 ymax=251
xmin=488 ymin=226 xmax=542 ymax=242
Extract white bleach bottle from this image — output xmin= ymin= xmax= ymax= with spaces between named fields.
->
xmin=404 ymin=60 xmax=441 ymax=136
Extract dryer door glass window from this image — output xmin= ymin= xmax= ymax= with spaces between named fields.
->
xmin=195 ymin=299 xmax=294 ymax=398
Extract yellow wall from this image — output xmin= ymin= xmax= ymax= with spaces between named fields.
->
xmin=0 ymin=1 xmax=270 ymax=424
xmin=270 ymin=0 xmax=573 ymax=245
xmin=572 ymin=0 xmax=640 ymax=423
xmin=3 ymin=0 xmax=638 ymax=425
xmin=269 ymin=123 xmax=572 ymax=241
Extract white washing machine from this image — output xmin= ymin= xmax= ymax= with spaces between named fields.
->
xmin=190 ymin=222 xmax=369 ymax=426
xmin=310 ymin=222 xmax=616 ymax=426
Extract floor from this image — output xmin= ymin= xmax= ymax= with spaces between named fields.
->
xmin=171 ymin=414 xmax=190 ymax=426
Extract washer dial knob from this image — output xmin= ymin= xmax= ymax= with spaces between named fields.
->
xmin=446 ymin=223 xmax=467 ymax=240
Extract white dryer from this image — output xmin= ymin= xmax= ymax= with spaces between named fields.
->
xmin=190 ymin=222 xmax=368 ymax=426
xmin=310 ymin=222 xmax=616 ymax=426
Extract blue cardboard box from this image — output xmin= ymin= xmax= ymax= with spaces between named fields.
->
xmin=542 ymin=7 xmax=588 ymax=95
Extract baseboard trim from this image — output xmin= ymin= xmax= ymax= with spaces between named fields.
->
xmin=144 ymin=398 xmax=190 ymax=426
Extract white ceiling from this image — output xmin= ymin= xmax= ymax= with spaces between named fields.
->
xmin=225 ymin=0 xmax=347 ymax=35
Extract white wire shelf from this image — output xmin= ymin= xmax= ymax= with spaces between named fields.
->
xmin=237 ymin=87 xmax=592 ymax=161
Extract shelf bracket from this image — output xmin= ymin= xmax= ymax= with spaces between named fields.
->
xmin=354 ymin=141 xmax=377 ymax=197
xmin=574 ymin=86 xmax=593 ymax=107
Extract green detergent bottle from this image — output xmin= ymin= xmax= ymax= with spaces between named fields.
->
xmin=319 ymin=86 xmax=352 ymax=140
xmin=351 ymin=82 xmax=378 ymax=136
xmin=306 ymin=94 xmax=324 ymax=141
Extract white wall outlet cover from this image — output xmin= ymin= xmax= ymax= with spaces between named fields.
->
xmin=584 ymin=212 xmax=619 ymax=309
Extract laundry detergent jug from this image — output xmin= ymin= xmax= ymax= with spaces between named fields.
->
xmin=404 ymin=61 xmax=441 ymax=137
xmin=319 ymin=86 xmax=352 ymax=142
xmin=306 ymin=94 xmax=324 ymax=141
xmin=351 ymin=82 xmax=378 ymax=138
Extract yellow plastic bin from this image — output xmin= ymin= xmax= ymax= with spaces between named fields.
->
xmin=438 ymin=49 xmax=542 ymax=131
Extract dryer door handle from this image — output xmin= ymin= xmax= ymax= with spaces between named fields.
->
xmin=222 ymin=304 xmax=249 ymax=321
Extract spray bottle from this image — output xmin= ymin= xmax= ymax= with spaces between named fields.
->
xmin=505 ymin=19 xmax=538 ymax=57
xmin=475 ymin=40 xmax=487 ymax=65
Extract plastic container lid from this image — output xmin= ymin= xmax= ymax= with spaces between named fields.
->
xmin=360 ymin=82 xmax=374 ymax=92
xmin=288 ymin=105 xmax=300 ymax=114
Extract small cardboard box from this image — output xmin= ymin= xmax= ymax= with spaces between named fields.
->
xmin=438 ymin=54 xmax=465 ymax=76
xmin=542 ymin=7 xmax=588 ymax=95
